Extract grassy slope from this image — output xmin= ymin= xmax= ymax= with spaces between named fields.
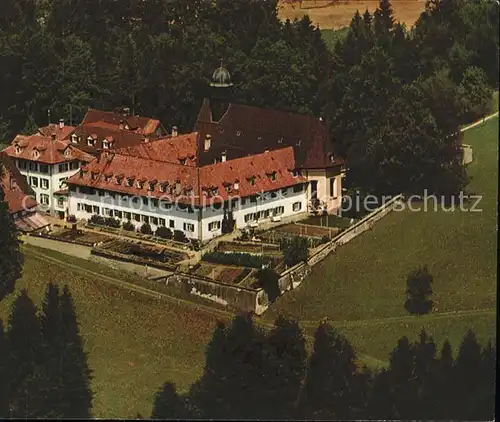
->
xmin=0 ymin=247 xmax=219 ymax=418
xmin=264 ymin=117 xmax=498 ymax=360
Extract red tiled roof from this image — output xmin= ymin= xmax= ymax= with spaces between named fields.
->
xmin=67 ymin=123 xmax=156 ymax=152
xmin=194 ymin=99 xmax=344 ymax=169
xmin=199 ymin=147 xmax=307 ymax=200
xmin=115 ymin=133 xmax=199 ymax=165
xmin=2 ymin=134 xmax=94 ymax=165
xmin=81 ymin=109 xmax=161 ymax=135
xmin=66 ymin=146 xmax=305 ymax=206
xmin=0 ymin=153 xmax=37 ymax=214
xmin=38 ymin=123 xmax=76 ymax=141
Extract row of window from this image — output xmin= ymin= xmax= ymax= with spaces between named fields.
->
xmin=17 ymin=160 xmax=80 ymax=174
xmin=75 ymin=204 xmax=225 ymax=234
xmin=243 ymin=202 xmax=302 ymax=223
xmin=27 ymin=176 xmax=68 ymax=190
xmin=76 ymin=204 xmax=197 ymax=231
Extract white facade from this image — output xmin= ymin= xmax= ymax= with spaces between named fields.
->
xmin=67 ymin=183 xmax=309 ymax=242
xmin=15 ymin=159 xmax=84 ymax=217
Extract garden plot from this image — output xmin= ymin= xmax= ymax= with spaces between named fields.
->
xmin=190 ymin=262 xmax=253 ymax=285
xmin=48 ymin=227 xmax=113 ymax=246
xmin=217 ymin=241 xmax=280 ymax=255
xmin=94 ymin=238 xmax=189 ymax=270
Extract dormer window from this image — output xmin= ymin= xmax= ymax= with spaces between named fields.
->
xmin=179 ymin=158 xmax=186 ymax=165
xmin=103 ymin=140 xmax=109 ymax=149
xmin=296 ymin=140 xmax=302 ymax=147
xmin=126 ymin=177 xmax=134 ymax=187
xmin=278 ymin=137 xmax=283 ymax=144
xmin=87 ymin=136 xmax=95 ymax=147
xmin=104 ymin=172 xmax=113 ymax=182
xmin=148 ymin=180 xmax=157 ymax=191
xmin=64 ymin=148 xmax=72 ymax=159
xmin=15 ymin=145 xmax=21 ymax=155
xmin=136 ymin=180 xmax=143 ymax=189
xmin=292 ymin=169 xmax=301 ymax=178
xmin=71 ymin=133 xmax=78 ymax=144
xmin=115 ymin=175 xmax=123 ymax=185
xmin=236 ymin=130 xmax=242 ymax=136
xmin=268 ymin=171 xmax=277 ymax=181
xmin=159 ymin=183 xmax=167 ymax=193
xmin=125 ymin=123 xmax=130 ymax=130
xmin=234 ymin=181 xmax=240 ymax=190
xmin=90 ymin=171 xmax=99 ymax=181
xmin=32 ymin=149 xmax=40 ymax=160
xmin=246 ymin=176 xmax=256 ymax=186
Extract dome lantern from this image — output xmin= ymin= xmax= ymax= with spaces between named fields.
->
xmin=210 ymin=62 xmax=233 ymax=88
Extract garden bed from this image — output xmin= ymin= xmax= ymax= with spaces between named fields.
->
xmin=217 ymin=240 xmax=280 ymax=255
xmin=40 ymin=228 xmax=113 ymax=247
xmin=93 ymin=238 xmax=189 ymax=270
xmin=189 ymin=262 xmax=253 ymax=285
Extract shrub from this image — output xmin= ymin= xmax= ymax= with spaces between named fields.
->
xmin=405 ymin=265 xmax=433 ymax=315
xmin=122 ymin=220 xmax=135 ymax=231
xmin=105 ymin=217 xmax=121 ymax=228
xmin=320 ymin=235 xmax=331 ymax=244
xmin=280 ymin=236 xmax=309 ymax=267
xmin=156 ymin=226 xmax=173 ymax=239
xmin=190 ymin=239 xmax=200 ymax=251
xmin=140 ymin=223 xmax=153 ymax=235
xmin=89 ymin=214 xmax=106 ymax=226
xmin=202 ymin=251 xmax=271 ymax=269
xmin=173 ymin=230 xmax=188 ymax=243
xmin=255 ymin=268 xmax=281 ymax=303
xmin=221 ymin=209 xmax=236 ymax=234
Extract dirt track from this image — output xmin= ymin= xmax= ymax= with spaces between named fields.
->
xmin=278 ymin=0 xmax=427 ymax=29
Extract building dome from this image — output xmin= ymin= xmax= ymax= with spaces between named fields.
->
xmin=210 ymin=66 xmax=233 ymax=88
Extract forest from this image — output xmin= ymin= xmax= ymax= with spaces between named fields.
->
xmin=0 ymin=0 xmax=498 ymax=194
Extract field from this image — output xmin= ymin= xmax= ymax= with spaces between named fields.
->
xmin=0 ymin=246 xmax=221 ymax=419
xmin=279 ymin=0 xmax=427 ymax=30
xmin=264 ymin=117 xmax=498 ymax=362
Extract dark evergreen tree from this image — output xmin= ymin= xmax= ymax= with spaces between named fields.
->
xmin=7 ymin=289 xmax=45 ymax=418
xmin=281 ymin=236 xmax=308 ymax=268
xmin=255 ymin=268 xmax=281 ymax=303
xmin=433 ymin=340 xmax=456 ymax=419
xmin=151 ymin=382 xmax=190 ymax=419
xmin=264 ymin=316 xmax=307 ymax=419
xmin=57 ymin=286 xmax=93 ymax=418
xmin=405 ymin=265 xmax=433 ymax=314
xmin=0 ymin=164 xmax=23 ymax=300
xmin=300 ymin=321 xmax=359 ymax=420
xmin=454 ymin=330 xmax=486 ymax=420
xmin=0 ymin=319 xmax=9 ymax=417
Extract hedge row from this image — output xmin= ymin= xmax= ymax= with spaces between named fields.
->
xmin=202 ymin=251 xmax=271 ymax=269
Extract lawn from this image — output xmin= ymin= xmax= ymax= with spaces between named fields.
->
xmin=0 ymin=246 xmax=221 ymax=419
xmin=265 ymin=117 xmax=498 ymax=362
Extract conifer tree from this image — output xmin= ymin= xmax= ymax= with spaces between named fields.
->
xmin=57 ymin=286 xmax=93 ymax=418
xmin=39 ymin=283 xmax=64 ymax=417
xmin=0 ymin=164 xmax=23 ymax=301
xmin=7 ymin=289 xmax=45 ymax=418
xmin=151 ymin=382 xmax=190 ymax=419
xmin=300 ymin=321 xmax=358 ymax=420
xmin=0 ymin=319 xmax=9 ymax=417
xmin=386 ymin=336 xmax=417 ymax=419
xmin=433 ymin=340 xmax=456 ymax=419
xmin=264 ymin=316 xmax=307 ymax=419
xmin=454 ymin=330 xmax=485 ymax=419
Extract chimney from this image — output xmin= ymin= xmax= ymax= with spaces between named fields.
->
xmin=172 ymin=126 xmax=178 ymax=137
xmin=59 ymin=118 xmax=65 ymax=129
xmin=204 ymin=134 xmax=212 ymax=151
xmin=221 ymin=150 xmax=227 ymax=162
xmin=119 ymin=120 xmax=124 ymax=130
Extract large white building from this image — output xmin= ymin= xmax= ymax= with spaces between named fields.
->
xmin=2 ymin=131 xmax=94 ymax=218
xmin=66 ymin=135 xmax=310 ymax=242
